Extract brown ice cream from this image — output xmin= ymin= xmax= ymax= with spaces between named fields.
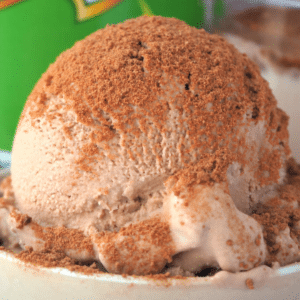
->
xmin=0 ymin=16 xmax=299 ymax=282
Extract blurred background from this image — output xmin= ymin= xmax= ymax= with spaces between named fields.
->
xmin=0 ymin=0 xmax=299 ymax=163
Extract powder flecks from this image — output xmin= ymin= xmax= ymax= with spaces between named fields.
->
xmin=252 ymin=158 xmax=300 ymax=266
xmin=254 ymin=147 xmax=282 ymax=187
xmin=0 ymin=176 xmax=14 ymax=199
xmin=10 ymin=209 xmax=32 ymax=229
xmin=245 ymin=278 xmax=255 ymax=289
xmin=92 ymin=216 xmax=176 ymax=275
xmin=8 ymin=208 xmax=95 ymax=258
xmin=15 ymin=248 xmax=104 ymax=276
xmin=18 ymin=16 xmax=289 ymax=183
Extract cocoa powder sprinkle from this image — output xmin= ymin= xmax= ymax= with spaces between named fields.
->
xmin=245 ymin=278 xmax=255 ymax=290
xmin=20 ymin=16 xmax=288 ymax=190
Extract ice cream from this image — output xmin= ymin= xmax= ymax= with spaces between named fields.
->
xmin=0 ymin=16 xmax=299 ymax=282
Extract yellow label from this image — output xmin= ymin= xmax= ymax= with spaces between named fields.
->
xmin=72 ymin=0 xmax=123 ymax=21
xmin=0 ymin=0 xmax=153 ymax=19
xmin=0 ymin=0 xmax=25 ymax=10
xmin=138 ymin=0 xmax=153 ymax=16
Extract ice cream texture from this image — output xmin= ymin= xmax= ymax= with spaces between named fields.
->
xmin=0 ymin=16 xmax=299 ymax=279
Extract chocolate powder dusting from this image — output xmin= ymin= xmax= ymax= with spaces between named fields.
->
xmin=32 ymin=224 xmax=94 ymax=255
xmin=0 ymin=176 xmax=12 ymax=190
xmin=93 ymin=216 xmax=176 ymax=275
xmin=8 ymin=212 xmax=101 ymax=275
xmin=252 ymin=158 xmax=300 ymax=266
xmin=15 ymin=248 xmax=103 ymax=275
xmin=0 ymin=176 xmax=14 ymax=199
xmin=10 ymin=209 xmax=32 ymax=229
xmin=245 ymin=278 xmax=255 ymax=290
xmin=20 ymin=15 xmax=288 ymax=189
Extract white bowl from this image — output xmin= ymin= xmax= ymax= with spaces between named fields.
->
xmin=1 ymin=249 xmax=300 ymax=300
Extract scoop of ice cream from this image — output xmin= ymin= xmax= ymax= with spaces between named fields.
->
xmin=10 ymin=16 xmax=291 ymax=274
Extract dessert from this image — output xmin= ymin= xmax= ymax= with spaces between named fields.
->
xmin=0 ymin=16 xmax=299 ymax=288
xmin=222 ymin=5 xmax=300 ymax=162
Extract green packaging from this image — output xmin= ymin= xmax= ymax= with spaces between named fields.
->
xmin=0 ymin=0 xmax=224 ymax=151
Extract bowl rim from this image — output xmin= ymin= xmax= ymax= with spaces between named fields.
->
xmin=1 ymin=248 xmax=300 ymax=286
